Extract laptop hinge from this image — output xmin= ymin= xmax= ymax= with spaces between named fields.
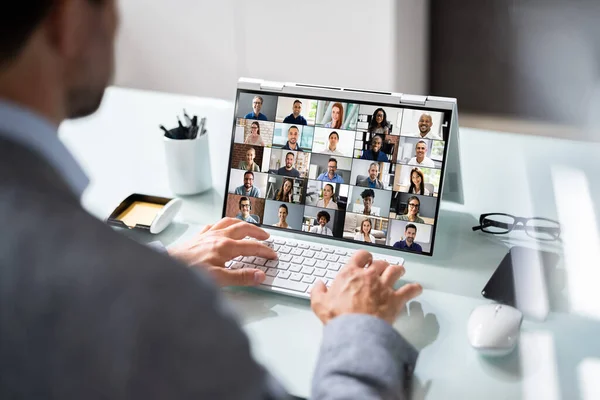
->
xmin=400 ymin=94 xmax=427 ymax=105
xmin=260 ymin=81 xmax=285 ymax=91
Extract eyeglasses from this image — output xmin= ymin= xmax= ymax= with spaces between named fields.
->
xmin=408 ymin=203 xmax=420 ymax=208
xmin=472 ymin=213 xmax=561 ymax=241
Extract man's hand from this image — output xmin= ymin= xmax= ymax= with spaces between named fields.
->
xmin=311 ymin=250 xmax=423 ymax=325
xmin=168 ymin=218 xmax=277 ymax=287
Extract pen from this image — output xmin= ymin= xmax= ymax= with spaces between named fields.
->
xmin=183 ymin=109 xmax=192 ymax=127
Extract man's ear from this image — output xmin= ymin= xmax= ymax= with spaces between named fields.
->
xmin=45 ymin=0 xmax=85 ymax=60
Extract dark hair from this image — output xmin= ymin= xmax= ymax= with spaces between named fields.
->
xmin=405 ymin=196 xmax=420 ymax=216
xmin=327 ymin=157 xmax=338 ymax=165
xmin=278 ymin=204 xmax=288 ymax=212
xmin=408 ymin=168 xmax=426 ymax=195
xmin=328 ymin=131 xmax=339 ymax=140
xmin=330 ymin=103 xmax=344 ymax=129
xmin=243 ymin=171 xmax=254 ymax=179
xmin=251 ymin=121 xmax=260 ymax=135
xmin=405 ymin=223 xmax=417 ymax=233
xmin=361 ymin=189 xmax=375 ymax=199
xmin=285 ymin=152 xmax=294 ymax=158
xmin=417 ymin=140 xmax=427 ymax=147
xmin=0 ymin=0 xmax=104 ymax=65
xmin=323 ymin=183 xmax=336 ymax=202
xmin=253 ymin=95 xmax=264 ymax=103
xmin=239 ymin=196 xmax=250 ymax=208
xmin=293 ymin=100 xmax=302 ymax=105
xmin=288 ymin=125 xmax=299 ymax=133
xmin=275 ymin=178 xmax=294 ymax=201
xmin=317 ymin=211 xmax=331 ymax=223
xmin=368 ymin=108 xmax=389 ymax=133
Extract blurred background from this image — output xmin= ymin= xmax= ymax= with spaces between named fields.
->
xmin=115 ymin=0 xmax=599 ymax=141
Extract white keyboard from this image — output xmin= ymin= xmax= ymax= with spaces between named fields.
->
xmin=225 ymin=235 xmax=405 ymax=299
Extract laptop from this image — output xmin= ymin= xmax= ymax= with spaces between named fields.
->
xmin=223 ymin=77 xmax=461 ymax=298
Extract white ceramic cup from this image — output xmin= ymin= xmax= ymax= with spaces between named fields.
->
xmin=163 ymin=134 xmax=212 ymax=195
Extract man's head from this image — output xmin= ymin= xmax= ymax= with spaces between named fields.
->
xmin=0 ymin=0 xmax=119 ymax=122
xmin=243 ymin=171 xmax=254 ymax=189
xmin=239 ymin=196 xmax=251 ymax=217
xmin=368 ymin=162 xmax=379 ymax=180
xmin=292 ymin=100 xmax=302 ymax=117
xmin=327 ymin=158 xmax=338 ymax=177
xmin=245 ymin=147 xmax=256 ymax=164
xmin=316 ymin=211 xmax=330 ymax=227
xmin=404 ymin=223 xmax=417 ymax=245
xmin=328 ymin=131 xmax=339 ymax=150
xmin=252 ymin=96 xmax=263 ymax=115
xmin=361 ymin=189 xmax=375 ymax=213
xmin=418 ymin=113 xmax=433 ymax=135
xmin=415 ymin=140 xmax=427 ymax=161
xmin=287 ymin=126 xmax=299 ymax=146
xmin=285 ymin=152 xmax=295 ymax=169
xmin=371 ymin=135 xmax=383 ymax=153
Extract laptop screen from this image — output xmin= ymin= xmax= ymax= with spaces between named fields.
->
xmin=222 ymin=89 xmax=452 ymax=256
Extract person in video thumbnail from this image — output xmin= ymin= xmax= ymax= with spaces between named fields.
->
xmin=416 ymin=113 xmax=441 ymax=140
xmin=324 ymin=102 xmax=343 ymax=129
xmin=354 ymin=218 xmax=376 ymax=243
xmin=309 ymin=211 xmax=333 ymax=236
xmin=393 ymin=223 xmax=422 ymax=253
xmin=397 ymin=196 xmax=425 ymax=224
xmin=272 ymin=204 xmax=292 ymax=229
xmin=322 ymin=131 xmax=343 ymax=156
xmin=283 ymin=99 xmax=307 ymax=125
xmin=235 ymin=196 xmax=258 ymax=223
xmin=281 ymin=125 xmax=303 ymax=152
xmin=317 ymin=157 xmax=344 ymax=183
xmin=244 ymin=121 xmax=265 ymax=146
xmin=408 ymin=167 xmax=430 ymax=196
xmin=408 ymin=140 xmax=435 ymax=168
xmin=361 ymin=189 xmax=376 ymax=216
xmin=357 ymin=162 xmax=384 ymax=190
xmin=361 ymin=135 xmax=388 ymax=162
xmin=238 ymin=147 xmax=261 ymax=172
xmin=316 ymin=183 xmax=338 ymax=210
xmin=234 ymin=171 xmax=261 ymax=197
xmin=244 ymin=95 xmax=268 ymax=121
xmin=274 ymin=178 xmax=294 ymax=203
xmin=277 ymin=152 xmax=300 ymax=178
xmin=368 ymin=108 xmax=389 ymax=135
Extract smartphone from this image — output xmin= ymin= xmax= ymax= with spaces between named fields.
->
xmin=482 ymin=246 xmax=560 ymax=321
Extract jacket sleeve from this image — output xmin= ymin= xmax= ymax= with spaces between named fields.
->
xmin=311 ymin=314 xmax=418 ymax=400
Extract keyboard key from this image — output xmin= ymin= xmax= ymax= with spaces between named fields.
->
xmin=287 ymin=240 xmax=298 ymax=247
xmin=334 ymin=249 xmax=347 ymax=256
xmin=266 ymin=260 xmax=279 ymax=268
xmin=289 ymin=264 xmax=302 ymax=273
xmin=322 ymin=246 xmax=334 ymax=254
xmin=315 ymin=252 xmax=327 ymax=260
xmin=316 ymin=260 xmax=328 ymax=269
xmin=327 ymin=262 xmax=341 ymax=271
xmin=266 ymin=268 xmax=278 ymax=277
xmin=234 ymin=256 xmax=243 ymax=261
xmin=303 ymin=250 xmax=315 ymax=258
xmin=242 ymin=263 xmax=254 ymax=269
xmin=302 ymin=275 xmax=315 ymax=284
xmin=298 ymin=243 xmax=310 ymax=249
xmin=254 ymin=257 xmax=268 ymax=266
xmin=277 ymin=262 xmax=290 ymax=270
xmin=262 ymin=276 xmax=308 ymax=293
xmin=242 ymin=256 xmax=256 ymax=264
xmin=273 ymin=244 xmax=281 ymax=252
xmin=301 ymin=266 xmax=315 ymax=275
xmin=303 ymin=258 xmax=316 ymax=267
xmin=280 ymin=254 xmax=293 ymax=262
xmin=310 ymin=244 xmax=322 ymax=251
xmin=291 ymin=248 xmax=304 ymax=256
xmin=257 ymin=266 xmax=267 ymax=273
xmin=225 ymin=260 xmax=233 ymax=268
xmin=278 ymin=271 xmax=291 ymax=279
xmin=279 ymin=246 xmax=291 ymax=254
xmin=274 ymin=238 xmax=285 ymax=245
xmin=290 ymin=273 xmax=303 ymax=282
xmin=231 ymin=262 xmax=244 ymax=270
xmin=326 ymin=270 xmax=338 ymax=279
xmin=264 ymin=237 xmax=274 ymax=243
xmin=338 ymin=256 xmax=350 ymax=265
xmin=326 ymin=254 xmax=339 ymax=262
xmin=292 ymin=256 xmax=305 ymax=264
xmin=314 ymin=268 xmax=326 ymax=277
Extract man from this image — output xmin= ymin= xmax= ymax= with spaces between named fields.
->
xmin=282 ymin=99 xmax=307 ymax=125
xmin=0 ymin=1 xmax=423 ymax=399
xmin=244 ymin=95 xmax=268 ymax=121
xmin=361 ymin=135 xmax=389 ymax=162
xmin=393 ymin=224 xmax=423 ymax=253
xmin=415 ymin=113 xmax=442 ymax=140
xmin=357 ymin=162 xmax=384 ymax=189
xmin=408 ymin=140 xmax=435 ymax=168
xmin=309 ymin=211 xmax=334 ymax=236
xmin=281 ymin=125 xmax=303 ymax=151
xmin=322 ymin=131 xmax=344 ymax=156
xmin=234 ymin=171 xmax=261 ymax=197
xmin=235 ymin=197 xmax=258 ymax=223
xmin=277 ymin=151 xmax=301 ymax=178
xmin=361 ymin=189 xmax=377 ymax=216
xmin=317 ymin=158 xmax=344 ymax=183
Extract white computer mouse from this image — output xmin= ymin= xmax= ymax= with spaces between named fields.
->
xmin=467 ymin=304 xmax=523 ymax=356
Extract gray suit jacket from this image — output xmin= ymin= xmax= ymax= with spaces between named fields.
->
xmin=0 ymin=137 xmax=417 ymax=399
xmin=356 ymin=176 xmax=384 ymax=190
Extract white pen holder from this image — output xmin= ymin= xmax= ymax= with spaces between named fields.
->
xmin=163 ymin=134 xmax=212 ymax=195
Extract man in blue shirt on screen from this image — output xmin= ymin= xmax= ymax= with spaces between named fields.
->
xmin=317 ymin=158 xmax=344 ymax=183
xmin=244 ymin=96 xmax=268 ymax=121
xmin=393 ymin=224 xmax=423 ymax=253
xmin=282 ymin=99 xmax=307 ymax=125
xmin=234 ymin=171 xmax=261 ymax=197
